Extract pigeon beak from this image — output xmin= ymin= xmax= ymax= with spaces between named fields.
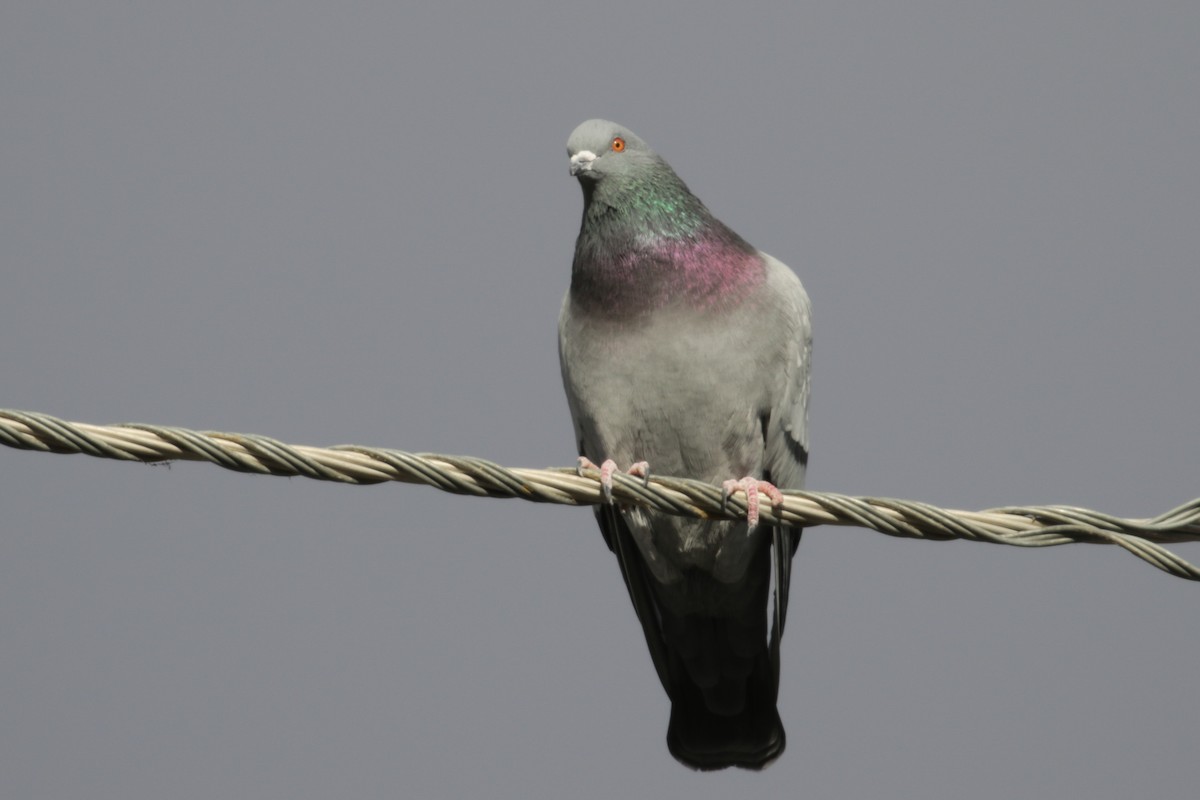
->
xmin=569 ymin=150 xmax=596 ymax=177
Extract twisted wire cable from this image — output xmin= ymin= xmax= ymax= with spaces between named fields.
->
xmin=2 ymin=409 xmax=1197 ymax=581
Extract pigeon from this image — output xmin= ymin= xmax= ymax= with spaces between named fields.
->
xmin=558 ymin=119 xmax=812 ymax=770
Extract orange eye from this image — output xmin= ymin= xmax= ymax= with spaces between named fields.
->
xmin=611 ymin=136 xmax=626 ymax=152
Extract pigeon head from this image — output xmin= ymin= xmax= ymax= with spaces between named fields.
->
xmin=566 ymin=119 xmax=658 ymax=183
xmin=566 ymin=118 xmax=707 ymax=243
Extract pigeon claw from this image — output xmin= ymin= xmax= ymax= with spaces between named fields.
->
xmin=721 ymin=477 xmax=784 ymax=530
xmin=627 ymin=461 xmax=651 ymax=486
xmin=577 ymin=457 xmax=651 ymax=504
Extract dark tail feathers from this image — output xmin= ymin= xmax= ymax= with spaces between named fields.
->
xmin=664 ymin=616 xmax=785 ymax=771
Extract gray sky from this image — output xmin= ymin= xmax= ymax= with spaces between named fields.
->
xmin=2 ymin=2 xmax=1197 ymax=798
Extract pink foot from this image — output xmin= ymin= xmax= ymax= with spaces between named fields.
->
xmin=627 ymin=461 xmax=650 ymax=483
xmin=721 ymin=477 xmax=784 ymax=529
xmin=577 ymin=457 xmax=651 ymax=504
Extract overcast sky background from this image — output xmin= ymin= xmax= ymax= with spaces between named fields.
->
xmin=2 ymin=3 xmax=1197 ymax=798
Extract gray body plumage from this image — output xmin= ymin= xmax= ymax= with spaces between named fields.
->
xmin=558 ymin=119 xmax=811 ymax=770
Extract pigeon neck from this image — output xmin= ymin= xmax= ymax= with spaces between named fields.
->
xmin=570 ymin=180 xmax=763 ymax=317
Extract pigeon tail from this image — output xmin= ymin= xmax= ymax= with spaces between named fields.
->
xmin=665 ymin=634 xmax=786 ymax=771
xmin=598 ymin=504 xmax=787 ymax=771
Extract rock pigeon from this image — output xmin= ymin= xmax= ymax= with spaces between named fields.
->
xmin=558 ymin=119 xmax=812 ymax=770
